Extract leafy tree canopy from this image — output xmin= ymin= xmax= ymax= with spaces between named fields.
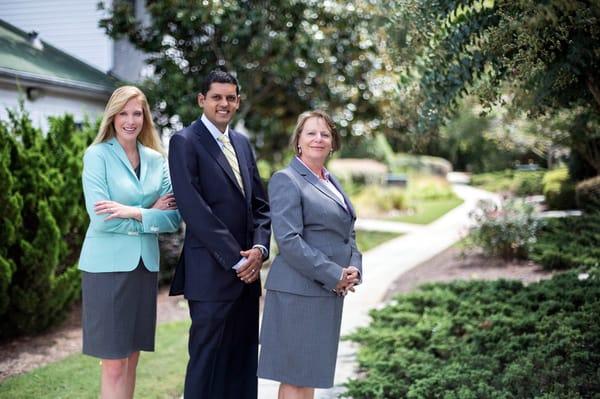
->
xmin=384 ymin=0 xmax=600 ymax=173
xmin=99 ymin=0 xmax=387 ymax=162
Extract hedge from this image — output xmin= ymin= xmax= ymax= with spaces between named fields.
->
xmin=470 ymin=169 xmax=545 ymax=196
xmin=542 ymin=168 xmax=577 ymax=210
xmin=344 ymin=269 xmax=600 ymax=398
xmin=575 ymin=176 xmax=600 ymax=213
xmin=530 ymin=213 xmax=600 ymax=270
xmin=0 ymin=109 xmax=95 ymax=339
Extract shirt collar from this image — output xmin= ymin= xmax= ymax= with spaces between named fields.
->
xmin=295 ymin=156 xmax=330 ymax=180
xmin=201 ymin=114 xmax=229 ymax=142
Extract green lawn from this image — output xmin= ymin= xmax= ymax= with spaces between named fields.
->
xmin=355 ymin=230 xmax=400 ymax=252
xmin=0 ymin=321 xmax=190 ymax=399
xmin=390 ymin=197 xmax=463 ymax=224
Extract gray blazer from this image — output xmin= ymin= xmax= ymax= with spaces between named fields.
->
xmin=265 ymin=157 xmax=362 ymax=296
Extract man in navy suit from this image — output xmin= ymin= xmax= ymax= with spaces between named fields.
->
xmin=168 ymin=69 xmax=271 ymax=399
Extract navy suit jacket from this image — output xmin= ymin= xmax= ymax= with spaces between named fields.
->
xmin=168 ymin=117 xmax=271 ymax=301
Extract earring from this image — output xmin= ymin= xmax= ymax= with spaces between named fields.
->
xmin=329 ymin=149 xmax=333 ymax=156
xmin=298 ymin=146 xmax=302 ymax=155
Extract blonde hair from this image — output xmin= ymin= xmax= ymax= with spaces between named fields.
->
xmin=93 ymin=86 xmax=164 ymax=155
xmin=290 ymin=110 xmax=341 ymax=156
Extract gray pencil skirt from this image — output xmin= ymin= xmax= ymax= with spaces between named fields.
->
xmin=81 ymin=261 xmax=158 ymax=359
xmin=258 ymin=290 xmax=344 ymax=388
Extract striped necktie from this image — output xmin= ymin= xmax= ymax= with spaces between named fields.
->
xmin=217 ymin=133 xmax=244 ymax=194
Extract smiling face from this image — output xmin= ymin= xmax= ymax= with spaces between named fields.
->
xmin=114 ymin=97 xmax=144 ymax=146
xmin=298 ymin=116 xmax=333 ymax=167
xmin=198 ymin=82 xmax=240 ymax=132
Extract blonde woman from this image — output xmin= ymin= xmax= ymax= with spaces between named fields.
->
xmin=79 ymin=86 xmax=180 ymax=399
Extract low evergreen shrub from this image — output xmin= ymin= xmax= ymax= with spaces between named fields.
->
xmin=344 ymin=269 xmax=600 ymax=398
xmin=530 ymin=214 xmax=600 ymax=270
xmin=575 ymin=176 xmax=600 ymax=213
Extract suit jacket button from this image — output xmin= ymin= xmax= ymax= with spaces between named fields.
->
xmin=344 ymin=238 xmax=349 ymax=244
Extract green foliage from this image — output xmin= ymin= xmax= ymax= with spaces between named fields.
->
xmin=530 ymin=214 xmax=600 ymax=270
xmin=390 ymin=153 xmax=452 ymax=176
xmin=471 ymin=169 xmax=545 ymax=196
xmin=467 ymin=199 xmax=543 ymax=259
xmin=407 ymin=175 xmax=456 ymax=201
xmin=353 ymin=185 xmax=408 ymax=216
xmin=344 ymin=269 xmax=600 ymax=398
xmin=338 ymin=133 xmax=396 ymax=166
xmin=385 ymin=0 xmax=600 ymax=174
xmin=542 ymin=168 xmax=577 ymax=210
xmin=99 ymin=0 xmax=383 ymax=162
xmin=576 ymin=176 xmax=600 ymax=213
xmin=0 ymin=109 xmax=95 ymax=339
xmin=388 ymin=0 xmax=600 ymax=126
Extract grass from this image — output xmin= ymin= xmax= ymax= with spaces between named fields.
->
xmin=355 ymin=230 xmax=400 ymax=252
xmin=0 ymin=320 xmax=190 ymax=399
xmin=390 ymin=197 xmax=463 ymax=224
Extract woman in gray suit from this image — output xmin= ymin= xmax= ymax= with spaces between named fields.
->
xmin=258 ymin=110 xmax=362 ymax=399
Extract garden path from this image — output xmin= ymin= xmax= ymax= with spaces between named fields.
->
xmin=258 ymin=184 xmax=498 ymax=399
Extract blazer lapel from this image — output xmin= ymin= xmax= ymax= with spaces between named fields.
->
xmin=229 ymin=130 xmax=252 ymax=200
xmin=193 ymin=119 xmax=245 ymax=196
xmin=108 ymin=137 xmax=139 ymax=182
xmin=290 ymin=157 xmax=347 ymax=212
xmin=329 ymin=174 xmax=356 ymax=218
xmin=137 ymin=142 xmax=149 ymax=184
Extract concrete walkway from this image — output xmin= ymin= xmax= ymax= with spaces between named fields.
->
xmin=258 ymin=184 xmax=498 ymax=398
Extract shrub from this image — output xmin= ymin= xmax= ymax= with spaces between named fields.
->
xmin=328 ymin=158 xmax=388 ymax=185
xmin=0 ymin=109 xmax=95 ymax=339
xmin=530 ymin=214 xmax=600 ymax=270
xmin=467 ymin=199 xmax=543 ymax=259
xmin=407 ymin=175 xmax=456 ymax=201
xmin=344 ymin=269 xmax=600 ymax=399
xmin=575 ymin=175 xmax=600 ymax=213
xmin=392 ymin=153 xmax=453 ymax=176
xmin=542 ymin=167 xmax=577 ymax=210
xmin=353 ymin=185 xmax=408 ymax=216
xmin=471 ymin=169 xmax=545 ymax=196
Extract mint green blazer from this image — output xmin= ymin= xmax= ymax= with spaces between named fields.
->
xmin=78 ymin=137 xmax=181 ymax=273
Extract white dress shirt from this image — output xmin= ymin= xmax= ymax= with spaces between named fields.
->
xmin=201 ymin=114 xmax=268 ymax=269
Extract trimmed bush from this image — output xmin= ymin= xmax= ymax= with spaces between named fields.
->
xmin=344 ymin=269 xmax=600 ymax=398
xmin=467 ymin=199 xmax=543 ymax=259
xmin=530 ymin=214 xmax=600 ymax=270
xmin=0 ymin=109 xmax=95 ymax=339
xmin=392 ymin=153 xmax=453 ymax=176
xmin=575 ymin=175 xmax=600 ymax=213
xmin=407 ymin=175 xmax=456 ymax=201
xmin=353 ymin=185 xmax=408 ymax=216
xmin=542 ymin=167 xmax=577 ymax=210
xmin=471 ymin=169 xmax=545 ymax=196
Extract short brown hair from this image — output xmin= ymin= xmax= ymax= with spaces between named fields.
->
xmin=290 ymin=110 xmax=341 ymax=156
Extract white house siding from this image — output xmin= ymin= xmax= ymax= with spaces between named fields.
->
xmin=0 ymin=82 xmax=106 ymax=131
xmin=0 ymin=0 xmax=113 ymax=72
xmin=0 ymin=0 xmax=148 ymax=82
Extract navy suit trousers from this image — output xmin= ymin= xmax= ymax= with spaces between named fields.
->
xmin=184 ymin=285 xmax=259 ymax=399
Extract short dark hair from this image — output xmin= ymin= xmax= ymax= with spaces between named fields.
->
xmin=200 ymin=69 xmax=239 ymax=95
